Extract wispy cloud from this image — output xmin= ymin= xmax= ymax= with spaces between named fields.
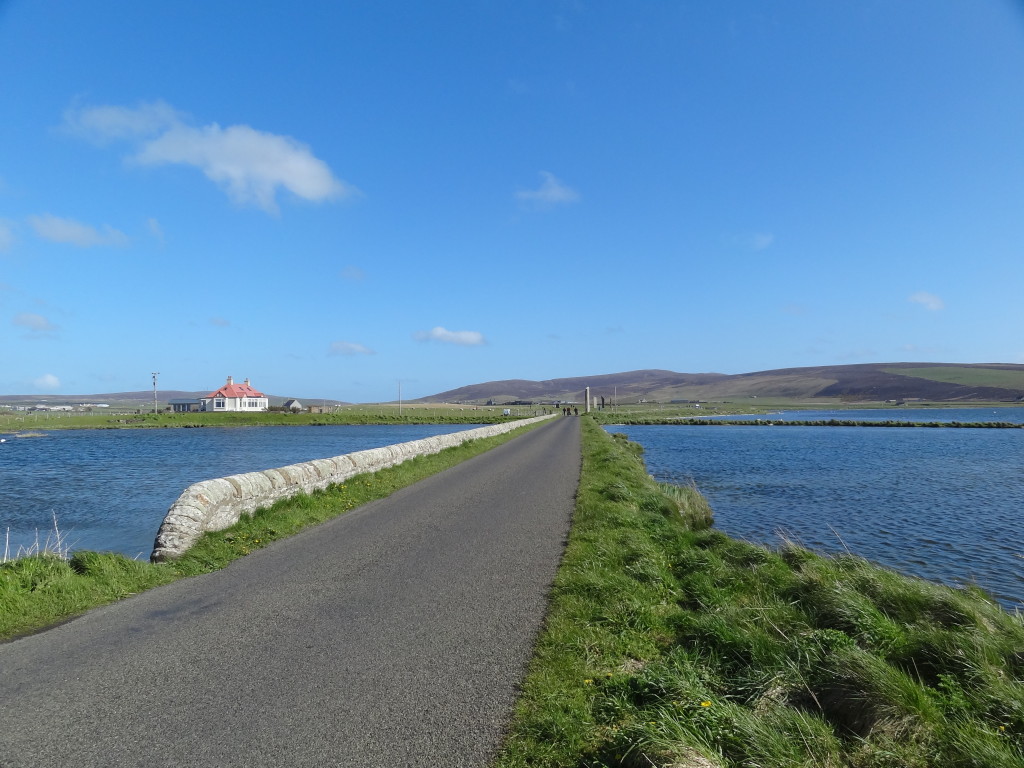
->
xmin=506 ymin=78 xmax=531 ymax=95
xmin=0 ymin=219 xmax=15 ymax=251
xmin=414 ymin=326 xmax=486 ymax=346
xmin=62 ymin=99 xmax=183 ymax=143
xmin=909 ymin=291 xmax=944 ymax=311
xmin=14 ymin=312 xmax=58 ymax=337
xmin=516 ymin=171 xmax=579 ymax=207
xmin=209 ymin=316 xmax=231 ymax=327
xmin=727 ymin=232 xmax=775 ymax=251
xmin=28 ymin=214 xmax=128 ymax=247
xmin=339 ymin=265 xmax=366 ymax=281
xmin=63 ymin=100 xmax=357 ymax=214
xmin=835 ymin=347 xmax=878 ymax=362
xmin=34 ymin=373 xmax=60 ymax=390
xmin=329 ymin=340 xmax=375 ymax=356
xmin=900 ymin=343 xmax=949 ymax=355
xmin=147 ymin=217 xmax=165 ymax=244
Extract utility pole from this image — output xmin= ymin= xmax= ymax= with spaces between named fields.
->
xmin=398 ymin=380 xmax=402 ymax=417
xmin=151 ymin=372 xmax=160 ymax=415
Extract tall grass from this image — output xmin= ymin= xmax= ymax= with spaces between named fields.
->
xmin=495 ymin=418 xmax=1024 ymax=767
xmin=3 ymin=512 xmax=73 ymax=562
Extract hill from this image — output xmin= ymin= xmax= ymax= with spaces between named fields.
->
xmin=420 ymin=362 xmax=1024 ymax=404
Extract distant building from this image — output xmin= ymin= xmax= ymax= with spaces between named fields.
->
xmin=282 ymin=399 xmax=303 ymax=412
xmin=199 ymin=376 xmax=269 ymax=412
xmin=169 ymin=399 xmax=200 ymax=413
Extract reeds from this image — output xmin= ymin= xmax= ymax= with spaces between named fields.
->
xmin=2 ymin=511 xmax=72 ymax=562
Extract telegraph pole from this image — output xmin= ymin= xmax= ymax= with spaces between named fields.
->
xmin=151 ymin=372 xmax=160 ymax=415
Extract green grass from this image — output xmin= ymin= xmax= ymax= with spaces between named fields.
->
xmin=596 ymin=418 xmax=1023 ymax=428
xmin=0 ymin=420 xmax=547 ymax=641
xmin=495 ymin=417 xmax=1024 ymax=767
xmin=0 ymin=405 xmax=552 ymax=432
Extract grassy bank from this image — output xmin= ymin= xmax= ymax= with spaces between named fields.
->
xmin=496 ymin=417 xmax=1024 ymax=767
xmin=589 ymin=401 xmax=1024 ymax=426
xmin=0 ymin=405 xmax=550 ymax=432
xmin=603 ymin=418 xmax=1023 ymax=428
xmin=0 ymin=420 xmax=546 ymax=641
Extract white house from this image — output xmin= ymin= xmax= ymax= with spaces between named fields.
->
xmin=199 ymin=376 xmax=269 ymax=412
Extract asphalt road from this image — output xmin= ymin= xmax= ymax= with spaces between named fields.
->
xmin=0 ymin=416 xmax=581 ymax=767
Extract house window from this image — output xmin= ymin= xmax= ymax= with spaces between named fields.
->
xmin=215 ymin=399 xmax=225 ymax=409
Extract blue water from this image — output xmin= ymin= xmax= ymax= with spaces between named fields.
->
xmin=707 ymin=407 xmax=1024 ymax=423
xmin=0 ymin=425 xmax=481 ymax=559
xmin=607 ymin=417 xmax=1024 ymax=611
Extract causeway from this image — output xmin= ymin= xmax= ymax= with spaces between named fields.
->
xmin=0 ymin=416 xmax=581 ymax=767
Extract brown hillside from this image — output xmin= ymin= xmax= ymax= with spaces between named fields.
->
xmin=419 ymin=363 xmax=1024 ymax=404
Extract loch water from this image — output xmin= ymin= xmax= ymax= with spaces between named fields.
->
xmin=607 ymin=409 xmax=1024 ymax=611
xmin=706 ymin=406 xmax=1024 ymax=423
xmin=0 ymin=424 xmax=481 ymax=559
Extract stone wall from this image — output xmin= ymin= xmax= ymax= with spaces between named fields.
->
xmin=151 ymin=415 xmax=555 ymax=562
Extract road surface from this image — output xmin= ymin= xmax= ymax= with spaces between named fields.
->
xmin=0 ymin=416 xmax=581 ymax=767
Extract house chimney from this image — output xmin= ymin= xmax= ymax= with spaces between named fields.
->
xmin=227 ymin=375 xmax=233 ymax=385
xmin=244 ymin=378 xmax=250 ymax=386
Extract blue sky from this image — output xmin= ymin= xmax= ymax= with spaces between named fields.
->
xmin=2 ymin=1 xmax=1022 ymax=402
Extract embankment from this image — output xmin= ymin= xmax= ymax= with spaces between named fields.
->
xmin=151 ymin=415 xmax=554 ymax=561
xmin=495 ymin=417 xmax=1024 ymax=767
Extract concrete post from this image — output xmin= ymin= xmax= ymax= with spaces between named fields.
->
xmin=585 ymin=386 xmax=591 ymax=413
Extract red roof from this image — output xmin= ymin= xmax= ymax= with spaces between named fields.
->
xmin=205 ymin=382 xmax=266 ymax=399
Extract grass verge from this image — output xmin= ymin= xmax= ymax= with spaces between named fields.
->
xmin=0 ymin=420 xmax=547 ymax=642
xmin=495 ymin=417 xmax=1024 ymax=767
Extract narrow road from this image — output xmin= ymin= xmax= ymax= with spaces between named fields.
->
xmin=0 ymin=416 xmax=581 ymax=767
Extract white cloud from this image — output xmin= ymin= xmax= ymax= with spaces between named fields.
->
xmin=34 ymin=373 xmax=60 ymax=390
xmin=329 ymin=340 xmax=374 ymax=356
xmin=909 ymin=291 xmax=945 ymax=311
xmin=28 ymin=214 xmax=129 ymax=247
xmin=63 ymin=100 xmax=183 ymax=143
xmin=750 ymin=232 xmax=774 ymax=251
xmin=0 ymin=219 xmax=15 ymax=251
xmin=414 ymin=326 xmax=486 ymax=346
xmin=135 ymin=123 xmax=352 ymax=213
xmin=14 ymin=313 xmax=58 ymax=334
xmin=64 ymin=101 xmax=356 ymax=214
xmin=516 ymin=171 xmax=579 ymax=206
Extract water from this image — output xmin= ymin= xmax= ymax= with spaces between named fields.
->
xmin=607 ymin=415 xmax=1024 ymax=611
xmin=706 ymin=406 xmax=1024 ymax=423
xmin=0 ymin=424 xmax=481 ymax=559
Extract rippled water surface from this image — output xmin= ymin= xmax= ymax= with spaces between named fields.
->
xmin=0 ymin=424 xmax=481 ymax=558
xmin=607 ymin=418 xmax=1024 ymax=610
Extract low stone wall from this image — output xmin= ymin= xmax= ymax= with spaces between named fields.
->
xmin=150 ymin=415 xmax=555 ymax=562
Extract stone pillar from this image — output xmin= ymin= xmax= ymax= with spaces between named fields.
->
xmin=585 ymin=386 xmax=591 ymax=413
